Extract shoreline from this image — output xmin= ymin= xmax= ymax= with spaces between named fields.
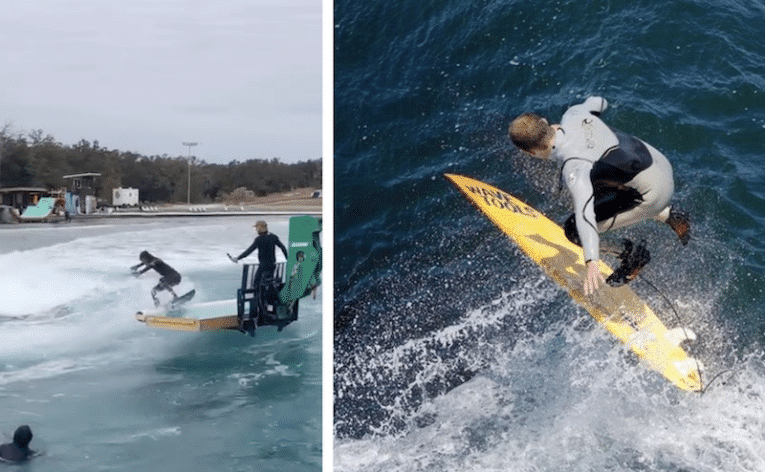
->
xmin=3 ymin=188 xmax=322 ymax=222
xmin=102 ymin=189 xmax=321 ymax=217
xmin=100 ymin=202 xmax=321 ymax=218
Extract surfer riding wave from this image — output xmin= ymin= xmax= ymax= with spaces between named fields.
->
xmin=509 ymin=96 xmax=691 ymax=295
xmin=131 ymin=250 xmax=182 ymax=307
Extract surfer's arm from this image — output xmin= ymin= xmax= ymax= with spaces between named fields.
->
xmin=132 ymin=265 xmax=151 ymax=276
xmin=562 ymin=97 xmax=607 ymax=122
xmin=563 ymin=160 xmax=600 ymax=260
xmin=131 ymin=262 xmax=149 ymax=276
xmin=237 ymin=240 xmax=258 ymax=261
xmin=276 ymin=239 xmax=288 ymax=259
xmin=582 ymin=96 xmax=607 ymax=116
xmin=584 ymin=260 xmax=605 ymax=296
xmin=564 ymin=161 xmax=606 ymax=295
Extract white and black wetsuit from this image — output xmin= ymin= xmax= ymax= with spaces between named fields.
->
xmin=552 ymin=96 xmax=675 ymax=262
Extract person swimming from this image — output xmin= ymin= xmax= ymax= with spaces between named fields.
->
xmin=0 ymin=425 xmax=35 ymax=462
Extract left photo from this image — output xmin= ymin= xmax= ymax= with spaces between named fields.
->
xmin=0 ymin=1 xmax=323 ymax=470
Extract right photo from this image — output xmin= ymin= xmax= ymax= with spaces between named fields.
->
xmin=333 ymin=0 xmax=765 ymax=470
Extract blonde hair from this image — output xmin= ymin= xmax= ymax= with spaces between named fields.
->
xmin=509 ymin=113 xmax=554 ymax=153
xmin=254 ymin=220 xmax=268 ymax=233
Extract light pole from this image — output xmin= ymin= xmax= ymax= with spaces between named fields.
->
xmin=0 ymin=127 xmax=6 ymax=188
xmin=182 ymin=142 xmax=198 ymax=205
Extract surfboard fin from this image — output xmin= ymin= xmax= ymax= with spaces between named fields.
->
xmin=674 ymin=358 xmax=704 ymax=378
xmin=665 ymin=327 xmax=696 ymax=346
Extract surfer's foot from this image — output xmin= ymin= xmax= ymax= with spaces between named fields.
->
xmin=606 ymin=240 xmax=651 ymax=287
xmin=666 ymin=206 xmax=691 ymax=245
xmin=616 ymin=239 xmax=633 ymax=260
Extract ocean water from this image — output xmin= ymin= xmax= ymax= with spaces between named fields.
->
xmin=0 ymin=216 xmax=321 ymax=471
xmin=334 ymin=0 xmax=765 ymax=470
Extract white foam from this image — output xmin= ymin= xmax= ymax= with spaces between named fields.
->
xmin=129 ymin=426 xmax=182 ymax=440
xmin=0 ymin=217 xmax=294 ymax=385
xmin=337 ymin=340 xmax=765 ymax=471
xmin=0 ymin=250 xmax=103 ymax=316
xmin=335 ymin=260 xmax=765 ymax=472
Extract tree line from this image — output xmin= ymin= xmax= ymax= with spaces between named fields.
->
xmin=0 ymin=127 xmax=322 ymax=204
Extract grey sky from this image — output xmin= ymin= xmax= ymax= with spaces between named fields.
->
xmin=0 ymin=0 xmax=321 ymax=164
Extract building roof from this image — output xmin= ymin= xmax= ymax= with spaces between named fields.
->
xmin=0 ymin=187 xmax=48 ymax=193
xmin=63 ymin=173 xmax=102 ymax=179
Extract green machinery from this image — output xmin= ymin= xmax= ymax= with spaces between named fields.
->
xmin=236 ymin=215 xmax=322 ymax=334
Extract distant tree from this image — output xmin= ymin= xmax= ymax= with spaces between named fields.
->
xmin=1 ymin=138 xmax=34 ymax=187
xmin=0 ymin=126 xmax=321 ymax=203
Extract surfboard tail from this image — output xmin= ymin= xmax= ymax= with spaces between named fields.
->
xmin=673 ymin=358 xmax=704 ymax=392
xmin=665 ymin=327 xmax=696 ymax=346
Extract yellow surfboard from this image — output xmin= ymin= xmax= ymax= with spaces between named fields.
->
xmin=445 ymin=173 xmax=703 ymax=392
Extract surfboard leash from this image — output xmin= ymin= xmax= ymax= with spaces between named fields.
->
xmin=636 ymin=274 xmax=710 ymax=393
xmin=638 ymin=274 xmax=742 ymax=394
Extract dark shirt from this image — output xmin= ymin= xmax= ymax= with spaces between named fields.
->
xmin=0 ymin=443 xmax=31 ymax=462
xmin=135 ymin=255 xmax=181 ymax=285
xmin=0 ymin=425 xmax=34 ymax=462
xmin=150 ymin=258 xmax=180 ymax=280
xmin=238 ymin=233 xmax=288 ymax=266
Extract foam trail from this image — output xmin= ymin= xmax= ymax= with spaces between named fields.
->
xmin=336 ymin=318 xmax=765 ymax=472
xmin=335 ymin=245 xmax=748 ymax=471
xmin=0 ymin=217 xmax=293 ymax=382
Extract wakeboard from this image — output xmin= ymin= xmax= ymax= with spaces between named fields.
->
xmin=445 ymin=173 xmax=703 ymax=392
xmin=169 ymin=289 xmax=196 ymax=310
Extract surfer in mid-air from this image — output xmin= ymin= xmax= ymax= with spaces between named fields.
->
xmin=131 ymin=250 xmax=182 ymax=307
xmin=509 ymin=96 xmax=690 ymax=295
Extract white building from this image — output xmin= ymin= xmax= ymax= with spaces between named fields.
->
xmin=112 ymin=187 xmax=139 ymax=206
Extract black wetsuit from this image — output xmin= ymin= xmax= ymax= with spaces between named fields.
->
xmin=133 ymin=252 xmax=181 ymax=305
xmin=148 ymin=258 xmax=181 ymax=288
xmin=237 ymin=233 xmax=288 ymax=286
xmin=0 ymin=426 xmax=34 ymax=462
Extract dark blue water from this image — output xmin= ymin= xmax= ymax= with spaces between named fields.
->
xmin=334 ymin=0 xmax=765 ymax=469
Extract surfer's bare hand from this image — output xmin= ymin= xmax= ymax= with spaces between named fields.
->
xmin=584 ymin=260 xmax=605 ymax=296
